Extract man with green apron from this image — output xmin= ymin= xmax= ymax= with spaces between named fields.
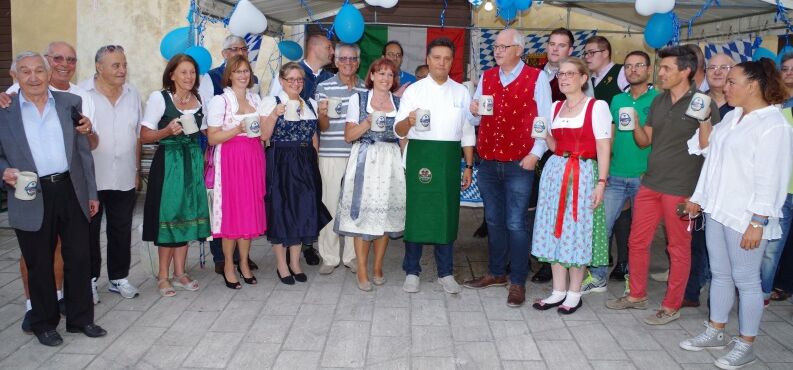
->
xmin=394 ymin=37 xmax=476 ymax=294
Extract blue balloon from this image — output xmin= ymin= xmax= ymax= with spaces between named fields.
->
xmin=185 ymin=46 xmax=212 ymax=75
xmin=334 ymin=4 xmax=365 ymax=43
xmin=753 ymin=47 xmax=777 ymax=62
xmin=777 ymin=46 xmax=793 ymax=66
xmin=514 ymin=0 xmax=531 ymax=11
xmin=644 ymin=13 xmax=675 ymax=49
xmin=278 ymin=40 xmax=303 ymax=61
xmin=496 ymin=0 xmax=514 ymax=8
xmin=160 ymin=27 xmax=191 ymax=60
xmin=499 ymin=5 xmax=518 ymax=22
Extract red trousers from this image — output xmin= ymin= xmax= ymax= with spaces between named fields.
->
xmin=628 ymin=186 xmax=692 ymax=310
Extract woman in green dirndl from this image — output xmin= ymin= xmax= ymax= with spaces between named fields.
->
xmin=141 ymin=54 xmax=210 ymax=297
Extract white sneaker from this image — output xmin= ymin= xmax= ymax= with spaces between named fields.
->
xmin=438 ymin=276 xmax=461 ymax=294
xmin=109 ymin=278 xmax=139 ymax=299
xmin=403 ymin=274 xmax=420 ymax=293
xmin=91 ymin=277 xmax=100 ymax=304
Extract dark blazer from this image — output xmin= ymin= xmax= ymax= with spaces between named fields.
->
xmin=0 ymin=91 xmax=97 ymax=231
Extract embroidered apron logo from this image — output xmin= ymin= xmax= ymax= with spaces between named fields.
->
xmin=418 ymin=168 xmax=432 ymax=184
xmin=25 ymin=181 xmax=37 ymax=196
xmin=690 ymin=97 xmax=705 ymax=112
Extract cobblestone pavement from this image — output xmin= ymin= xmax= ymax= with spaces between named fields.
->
xmin=0 ymin=201 xmax=791 ymax=369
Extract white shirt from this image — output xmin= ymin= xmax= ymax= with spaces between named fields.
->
xmin=141 ymin=91 xmax=206 ymax=131
xmin=690 ymin=106 xmax=793 ymax=239
xmin=395 ymin=76 xmax=476 ymax=146
xmin=207 ymin=88 xmax=263 ymax=133
xmin=78 ymin=78 xmax=141 ymax=191
xmin=8 ymin=82 xmax=96 ymax=126
xmin=259 ymin=92 xmax=318 ymax=120
xmin=346 ymin=91 xmax=398 ymax=123
xmin=550 ymin=98 xmax=612 ymax=140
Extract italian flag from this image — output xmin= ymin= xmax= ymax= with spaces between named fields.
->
xmin=357 ymin=26 xmax=466 ymax=83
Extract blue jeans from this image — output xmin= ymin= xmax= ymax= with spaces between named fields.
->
xmin=210 ymin=238 xmax=239 ymax=264
xmin=684 ymin=216 xmax=710 ymax=302
xmin=478 ymin=160 xmax=533 ymax=284
xmin=761 ymin=193 xmax=793 ymax=298
xmin=403 ymin=242 xmax=454 ymax=278
xmin=590 ymin=176 xmax=641 ymax=281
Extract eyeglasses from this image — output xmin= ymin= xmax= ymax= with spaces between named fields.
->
xmin=624 ymin=63 xmax=648 ymax=71
xmin=555 ymin=71 xmax=582 ymax=79
xmin=782 ymin=66 xmax=793 ymax=72
xmin=705 ymin=65 xmax=733 ymax=72
xmin=283 ymin=78 xmax=304 ymax=85
xmin=582 ymin=49 xmax=605 ymax=58
xmin=385 ymin=52 xmax=402 ymax=58
xmin=225 ymin=46 xmax=249 ymax=53
xmin=336 ymin=56 xmax=359 ymax=63
xmin=46 ymin=54 xmax=78 ymax=65
xmin=493 ymin=44 xmax=519 ymax=52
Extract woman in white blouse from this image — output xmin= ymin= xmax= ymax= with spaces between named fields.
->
xmin=140 ymin=54 xmax=210 ymax=297
xmin=531 ymin=57 xmax=611 ymax=314
xmin=682 ymin=59 xmax=793 ymax=369
xmin=206 ymin=55 xmax=273 ymax=289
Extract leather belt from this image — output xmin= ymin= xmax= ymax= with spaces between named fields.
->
xmin=39 ymin=172 xmax=70 ymax=183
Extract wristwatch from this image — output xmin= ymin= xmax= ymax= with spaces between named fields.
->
xmin=464 ymin=164 xmax=474 ymax=170
xmin=751 ymin=214 xmax=769 ymax=226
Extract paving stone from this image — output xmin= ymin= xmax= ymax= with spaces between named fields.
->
xmin=444 ymin=289 xmax=483 ymax=312
xmin=449 ymin=311 xmax=492 ymax=342
xmin=227 ymin=342 xmax=280 ymax=369
xmin=209 ymin=299 xmax=265 ymax=333
xmin=372 ymin=306 xmax=410 ymax=337
xmin=136 ymin=345 xmax=193 ymax=369
xmin=335 ymin=293 xmax=375 ymax=321
xmin=37 ymin=354 xmax=95 ymax=370
xmin=88 ymin=326 xmax=165 ymax=369
xmin=411 ymin=299 xmax=448 ymax=326
xmin=282 ymin=304 xmax=335 ymax=351
xmin=322 ymin=321 xmax=370 ymax=368
xmin=481 ymin=295 xmax=524 ymax=320
xmin=626 ymin=350 xmax=682 ymax=370
xmin=157 ymin=310 xmax=219 ymax=347
xmin=0 ymin=315 xmax=36 ymax=358
xmin=244 ymin=315 xmax=294 ymax=344
xmin=367 ymin=336 xmax=410 ymax=366
xmin=182 ymin=331 xmax=244 ymax=368
xmin=60 ymin=309 xmax=142 ymax=355
xmin=262 ymin=290 xmax=307 ymax=316
xmin=502 ymin=361 xmax=548 ymax=370
xmin=412 ymin=356 xmax=456 ymax=370
xmin=411 ymin=325 xmax=454 ymax=357
xmin=537 ymin=340 xmax=592 ymax=370
xmin=649 ymin=329 xmax=715 ymax=364
xmin=0 ymin=337 xmax=60 ymax=369
xmin=489 ymin=320 xmax=542 ymax=361
xmin=135 ymin=293 xmax=197 ymax=327
xmin=754 ymin=334 xmax=793 ymax=363
xmin=366 ymin=357 xmax=409 ymax=370
xmin=600 ymin=313 xmax=663 ymax=351
xmin=374 ymin=285 xmax=410 ymax=308
xmin=272 ymin=350 xmax=321 ymax=370
xmin=304 ymin=282 xmax=343 ymax=305
xmin=454 ymin=341 xmax=500 ymax=370
xmin=761 ymin=323 xmax=793 ymax=352
xmin=590 ymin=360 xmax=637 ymax=370
xmin=569 ymin=321 xmax=628 ymax=361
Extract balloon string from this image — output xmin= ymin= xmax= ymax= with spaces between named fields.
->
xmin=441 ymin=0 xmax=448 ymax=28
xmin=776 ymin=0 xmax=793 ymax=35
xmin=301 ymin=0 xmax=337 ymax=39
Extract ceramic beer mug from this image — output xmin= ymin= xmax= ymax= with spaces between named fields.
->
xmin=243 ymin=116 xmax=261 ymax=138
xmin=326 ymin=97 xmax=343 ymax=119
xmin=479 ymin=95 xmax=494 ymax=116
xmin=686 ymin=92 xmax=712 ymax=121
xmin=531 ymin=116 xmax=548 ymax=139
xmin=414 ymin=109 xmax=431 ymax=132
xmin=178 ymin=114 xmax=199 ymax=135
xmin=284 ymin=100 xmax=302 ymax=121
xmin=617 ymin=107 xmax=637 ymax=131
xmin=14 ymin=171 xmax=38 ymax=201
xmin=370 ymin=111 xmax=387 ymax=132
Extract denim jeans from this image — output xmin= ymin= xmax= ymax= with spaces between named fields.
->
xmin=761 ymin=193 xmax=793 ymax=298
xmin=478 ymin=160 xmax=533 ymax=285
xmin=590 ymin=176 xmax=641 ymax=281
xmin=684 ymin=216 xmax=710 ymax=302
xmin=403 ymin=242 xmax=454 ymax=278
xmin=210 ymin=238 xmax=239 ymax=264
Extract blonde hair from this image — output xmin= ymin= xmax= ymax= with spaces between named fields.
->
xmin=279 ymin=61 xmax=305 ymax=79
xmin=559 ymin=57 xmax=590 ymax=92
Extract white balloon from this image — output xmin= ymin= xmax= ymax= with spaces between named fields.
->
xmin=228 ymin=0 xmax=268 ymax=36
xmin=635 ymin=0 xmax=655 ymax=16
xmin=365 ymin=0 xmax=383 ymax=6
xmin=657 ymin=0 xmax=675 ymax=14
xmin=380 ymin=0 xmax=399 ymax=8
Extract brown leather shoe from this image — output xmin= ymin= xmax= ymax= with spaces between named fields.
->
xmin=462 ymin=274 xmax=508 ymax=289
xmin=507 ymin=284 xmax=526 ymax=307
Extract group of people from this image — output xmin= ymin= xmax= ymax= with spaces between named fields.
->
xmin=2 ymin=28 xmax=793 ymax=370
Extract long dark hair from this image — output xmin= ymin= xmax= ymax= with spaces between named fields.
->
xmin=162 ymin=53 xmax=200 ymax=97
xmin=735 ymin=58 xmax=787 ymax=105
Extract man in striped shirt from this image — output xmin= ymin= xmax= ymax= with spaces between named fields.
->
xmin=315 ymin=43 xmax=367 ymax=274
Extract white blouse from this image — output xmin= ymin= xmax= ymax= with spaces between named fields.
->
xmin=141 ymin=91 xmax=205 ymax=131
xmin=550 ymin=98 xmax=612 ymax=140
xmin=690 ymin=105 xmax=793 ymax=239
xmin=259 ymin=91 xmax=318 ymax=120
xmin=207 ymin=88 xmax=262 ymax=134
xmin=346 ymin=91 xmax=398 ymax=124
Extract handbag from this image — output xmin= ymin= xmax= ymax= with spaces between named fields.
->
xmin=203 ymin=95 xmax=229 ymax=189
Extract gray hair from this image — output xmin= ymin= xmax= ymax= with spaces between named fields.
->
xmin=94 ymin=45 xmax=125 ymax=63
xmin=10 ymin=51 xmax=50 ymax=73
xmin=43 ymin=41 xmax=75 ymax=57
xmin=335 ymin=43 xmax=360 ymax=58
xmin=222 ymin=35 xmax=246 ymax=50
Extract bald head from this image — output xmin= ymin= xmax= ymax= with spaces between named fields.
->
xmin=306 ymin=34 xmax=333 ymax=67
xmin=706 ymin=53 xmax=735 ymax=90
xmin=494 ymin=29 xmax=524 ymax=69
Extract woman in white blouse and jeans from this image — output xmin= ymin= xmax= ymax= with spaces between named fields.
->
xmin=682 ymin=59 xmax=793 ymax=369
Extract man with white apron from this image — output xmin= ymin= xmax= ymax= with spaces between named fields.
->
xmin=394 ymin=38 xmax=476 ymax=294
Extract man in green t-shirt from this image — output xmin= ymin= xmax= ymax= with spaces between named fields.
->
xmin=582 ymin=51 xmax=658 ymax=294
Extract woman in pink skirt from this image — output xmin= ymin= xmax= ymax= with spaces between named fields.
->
xmin=206 ymin=55 xmax=272 ymax=289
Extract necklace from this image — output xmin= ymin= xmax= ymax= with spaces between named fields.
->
xmin=175 ymin=92 xmax=191 ymax=105
xmin=372 ymin=92 xmax=390 ymax=107
xmin=564 ymin=96 xmax=587 ymax=112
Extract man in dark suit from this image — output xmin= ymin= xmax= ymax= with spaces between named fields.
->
xmin=0 ymin=51 xmax=106 ymax=346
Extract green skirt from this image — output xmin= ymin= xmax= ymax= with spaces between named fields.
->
xmin=404 ymin=139 xmax=461 ymax=245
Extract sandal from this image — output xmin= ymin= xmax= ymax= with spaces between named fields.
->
xmin=770 ymin=288 xmax=791 ymax=301
xmin=172 ymin=273 xmax=199 ymax=291
xmin=158 ymin=279 xmax=176 ymax=297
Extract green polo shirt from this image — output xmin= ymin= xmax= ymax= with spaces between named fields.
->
xmin=609 ymin=87 xmax=658 ymax=178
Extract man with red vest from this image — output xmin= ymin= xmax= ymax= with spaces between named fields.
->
xmin=463 ymin=29 xmax=552 ymax=307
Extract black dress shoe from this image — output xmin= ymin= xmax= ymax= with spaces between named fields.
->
xmin=248 ymin=258 xmax=259 ymax=271
xmin=532 ymin=298 xmax=565 ymax=311
xmin=66 ymin=324 xmax=107 ymax=338
xmin=58 ymin=298 xmax=66 ymax=317
xmin=237 ymin=265 xmax=257 ymax=285
xmin=288 ymin=266 xmax=307 ymax=283
xmin=21 ymin=310 xmax=32 ymax=334
xmin=277 ymin=270 xmax=295 ymax=285
xmin=609 ymin=262 xmax=628 ymax=281
xmin=35 ymin=330 xmax=63 ymax=346
xmin=303 ymin=248 xmax=321 ymax=266
xmin=531 ymin=264 xmax=552 ymax=283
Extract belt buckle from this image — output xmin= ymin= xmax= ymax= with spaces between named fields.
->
xmin=562 ymin=151 xmax=570 ymax=158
